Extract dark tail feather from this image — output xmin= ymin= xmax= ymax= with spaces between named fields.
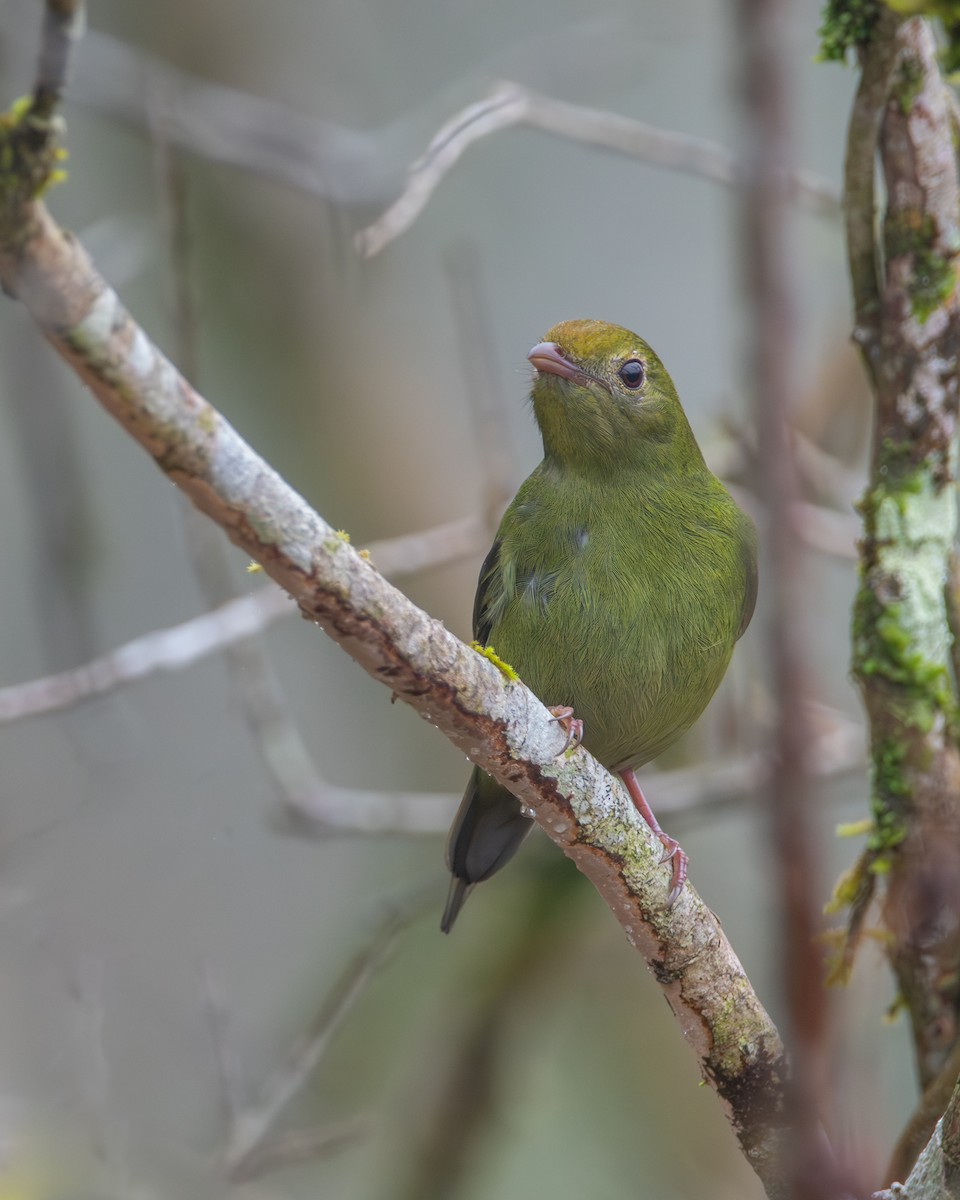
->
xmin=440 ymin=877 xmax=474 ymax=934
xmin=440 ymin=768 xmax=535 ymax=931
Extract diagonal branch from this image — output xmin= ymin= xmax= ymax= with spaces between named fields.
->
xmin=0 ymin=136 xmax=792 ymax=1200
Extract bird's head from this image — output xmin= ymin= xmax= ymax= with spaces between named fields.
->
xmin=528 ymin=319 xmax=700 ymax=474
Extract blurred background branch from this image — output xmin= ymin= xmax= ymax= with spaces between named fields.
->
xmin=356 ymin=80 xmax=841 ymax=258
xmin=736 ymin=0 xmax=842 ymax=1193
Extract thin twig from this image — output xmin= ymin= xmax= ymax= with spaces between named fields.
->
xmin=356 ymin=81 xmax=841 ymax=258
xmin=0 ymin=515 xmax=486 ymax=726
xmin=201 ymin=969 xmax=245 ymax=1132
xmin=32 ymin=0 xmax=85 ymax=118
xmin=223 ymin=897 xmax=424 ymax=1180
xmin=228 ymin=1116 xmax=373 ymax=1182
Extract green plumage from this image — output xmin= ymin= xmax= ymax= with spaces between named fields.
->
xmin=442 ymin=319 xmax=757 ymax=932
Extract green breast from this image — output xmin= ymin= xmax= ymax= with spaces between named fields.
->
xmin=483 ymin=465 xmax=754 ymax=770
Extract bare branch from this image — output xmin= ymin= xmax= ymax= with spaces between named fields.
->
xmin=228 ymin=1116 xmax=373 ymax=1182
xmin=202 ymin=969 xmax=245 ymax=1132
xmin=0 ymin=515 xmax=486 ymax=726
xmin=51 ymin=25 xmax=393 ymax=205
xmin=32 ymin=0 xmax=85 ymax=118
xmin=356 ymin=81 xmax=840 ymax=258
xmin=0 ymin=586 xmax=289 ymax=723
xmin=0 ymin=180 xmax=790 ymax=1200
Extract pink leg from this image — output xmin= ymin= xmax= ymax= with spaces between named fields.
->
xmin=620 ymin=768 xmax=688 ymax=905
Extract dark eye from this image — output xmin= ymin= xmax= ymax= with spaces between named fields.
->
xmin=618 ymin=359 xmax=645 ymax=389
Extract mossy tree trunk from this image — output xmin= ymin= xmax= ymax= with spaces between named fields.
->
xmin=843 ymin=9 xmax=960 ymax=1113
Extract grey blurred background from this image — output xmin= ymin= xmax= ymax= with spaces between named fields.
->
xmin=0 ymin=0 xmax=908 ymax=1196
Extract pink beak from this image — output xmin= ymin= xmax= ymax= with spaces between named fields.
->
xmin=527 ymin=341 xmax=583 ymax=383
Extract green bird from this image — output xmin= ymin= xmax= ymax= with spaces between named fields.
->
xmin=441 ymin=319 xmax=757 ymax=933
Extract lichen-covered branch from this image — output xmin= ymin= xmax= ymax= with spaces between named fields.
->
xmin=842 ymin=15 xmax=960 ymax=1100
xmin=875 ymin=1074 xmax=960 ymax=1199
xmin=0 ymin=99 xmax=792 ymax=1196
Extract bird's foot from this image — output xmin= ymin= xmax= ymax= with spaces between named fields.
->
xmin=620 ymin=768 xmax=687 ymax=906
xmin=655 ymin=835 xmax=688 ymax=906
xmin=548 ymin=705 xmax=584 ymax=754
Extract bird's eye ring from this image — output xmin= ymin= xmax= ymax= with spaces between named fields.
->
xmin=618 ymin=359 xmax=645 ymax=390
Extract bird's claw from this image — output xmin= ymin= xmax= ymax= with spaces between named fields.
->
xmin=658 ymin=836 xmax=688 ymax=906
xmin=548 ymin=705 xmax=584 ymax=754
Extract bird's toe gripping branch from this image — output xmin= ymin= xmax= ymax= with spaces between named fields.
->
xmin=620 ymin=767 xmax=688 ymax=905
xmin=547 ymin=704 xmax=584 ymax=754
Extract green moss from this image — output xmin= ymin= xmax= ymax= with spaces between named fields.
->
xmin=852 ymin=464 xmax=959 ymax=864
xmin=0 ymin=96 xmax=65 ymax=224
xmin=817 ymin=0 xmax=882 ymax=62
xmin=885 ymin=211 xmax=928 ymax=260
xmin=885 ymin=3 xmax=960 ymax=73
xmin=885 ymin=210 xmax=957 ymax=323
xmin=854 ymin=586 xmax=953 ymax=730
xmin=850 ymin=450 xmax=960 ymax=888
xmin=858 ymin=452 xmax=926 ymax=510
xmin=869 ymin=740 xmax=911 ymax=857
xmin=894 ymin=55 xmax=924 ymax=115
xmin=826 ymin=865 xmax=862 ymax=912
xmin=912 ymin=247 xmax=956 ymax=322
xmin=943 ymin=16 xmax=960 ymax=75
xmin=876 ymin=437 xmax=916 ymax=482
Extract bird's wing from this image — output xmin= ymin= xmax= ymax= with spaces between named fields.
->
xmin=472 ymin=537 xmax=503 ymax=645
xmin=737 ymin=533 xmax=759 ymax=640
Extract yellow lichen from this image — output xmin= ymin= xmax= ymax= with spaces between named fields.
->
xmin=836 ymin=819 xmax=873 ymax=838
xmin=470 ymin=641 xmax=519 ymax=681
